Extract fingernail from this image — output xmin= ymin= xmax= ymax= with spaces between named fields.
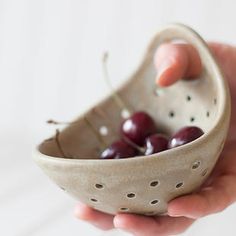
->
xmin=74 ymin=203 xmax=87 ymax=218
xmin=113 ymin=215 xmax=124 ymax=229
xmin=75 ymin=202 xmax=86 ymax=210
xmin=113 ymin=216 xmax=121 ymax=228
xmin=168 ymin=206 xmax=182 ymax=217
xmin=168 ymin=211 xmax=182 ymax=217
xmin=74 ymin=207 xmax=82 ymax=218
xmin=157 ymin=59 xmax=173 ymax=79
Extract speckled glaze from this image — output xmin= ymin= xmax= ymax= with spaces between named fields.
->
xmin=33 ymin=24 xmax=231 ymax=216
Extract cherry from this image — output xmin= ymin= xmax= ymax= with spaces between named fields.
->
xmin=100 ymin=140 xmax=138 ymax=159
xmin=169 ymin=126 xmax=204 ymax=149
xmin=144 ymin=134 xmax=169 ymax=155
xmin=121 ymin=111 xmax=157 ymax=146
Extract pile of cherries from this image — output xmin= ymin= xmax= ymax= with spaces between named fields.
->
xmin=100 ymin=111 xmax=204 ymax=159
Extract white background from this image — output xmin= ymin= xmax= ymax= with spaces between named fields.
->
xmin=1 ymin=0 xmax=236 ymax=235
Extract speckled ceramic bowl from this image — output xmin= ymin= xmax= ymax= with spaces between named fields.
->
xmin=33 ymin=24 xmax=231 ymax=216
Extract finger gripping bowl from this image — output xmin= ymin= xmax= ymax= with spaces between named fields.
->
xmin=33 ymin=24 xmax=231 ymax=216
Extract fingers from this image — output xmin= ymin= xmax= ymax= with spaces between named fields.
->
xmin=154 ymin=43 xmax=202 ymax=87
xmin=155 ymin=42 xmax=236 ymax=88
xmin=74 ymin=203 xmax=114 ymax=230
xmin=168 ymin=174 xmax=236 ymax=219
xmin=208 ymin=42 xmax=236 ymax=92
xmin=74 ymin=204 xmax=195 ymax=235
xmin=154 ymin=41 xmax=236 ymax=88
xmin=114 ymin=213 xmax=194 ymax=236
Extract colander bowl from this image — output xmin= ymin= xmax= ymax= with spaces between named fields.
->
xmin=33 ymin=23 xmax=231 ymax=216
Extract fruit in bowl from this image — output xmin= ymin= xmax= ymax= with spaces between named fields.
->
xmin=100 ymin=140 xmax=138 ymax=159
xmin=121 ymin=111 xmax=157 ymax=146
xmin=100 ymin=111 xmax=204 ymax=159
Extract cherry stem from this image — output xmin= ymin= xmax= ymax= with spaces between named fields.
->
xmin=55 ymin=129 xmax=67 ymax=158
xmin=92 ymin=107 xmax=144 ymax=153
xmin=46 ymin=120 xmax=75 ymax=158
xmin=123 ymin=136 xmax=145 ymax=154
xmin=47 ymin=118 xmax=105 ymax=152
xmin=92 ymin=107 xmax=117 ymax=135
xmin=83 ymin=116 xmax=107 ymax=149
xmin=47 ymin=119 xmax=76 ymax=125
xmin=102 ymin=52 xmax=132 ymax=114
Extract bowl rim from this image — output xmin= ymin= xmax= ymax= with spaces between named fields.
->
xmin=33 ymin=131 xmax=207 ymax=165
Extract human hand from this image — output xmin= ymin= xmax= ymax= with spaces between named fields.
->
xmin=74 ymin=42 xmax=236 ymax=236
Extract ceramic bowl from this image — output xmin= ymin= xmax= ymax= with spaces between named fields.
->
xmin=33 ymin=24 xmax=231 ymax=216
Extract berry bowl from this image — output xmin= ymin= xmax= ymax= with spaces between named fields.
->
xmin=33 ymin=24 xmax=231 ymax=216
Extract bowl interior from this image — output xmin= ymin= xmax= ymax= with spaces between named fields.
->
xmin=39 ymin=53 xmax=220 ymax=159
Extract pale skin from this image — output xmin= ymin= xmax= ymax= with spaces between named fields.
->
xmin=74 ymin=42 xmax=236 ymax=236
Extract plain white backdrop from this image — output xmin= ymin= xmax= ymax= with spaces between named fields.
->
xmin=1 ymin=0 xmax=236 ymax=235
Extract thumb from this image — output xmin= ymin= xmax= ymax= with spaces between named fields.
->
xmin=154 ymin=43 xmax=202 ymax=87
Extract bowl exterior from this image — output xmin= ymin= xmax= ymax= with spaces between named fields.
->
xmin=33 ymin=112 xmax=229 ymax=215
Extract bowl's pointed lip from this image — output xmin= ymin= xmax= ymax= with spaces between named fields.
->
xmin=33 ymin=23 xmax=231 ymax=165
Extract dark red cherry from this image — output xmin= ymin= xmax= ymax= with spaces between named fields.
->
xmin=100 ymin=140 xmax=138 ymax=159
xmin=144 ymin=134 xmax=169 ymax=155
xmin=121 ymin=111 xmax=157 ymax=146
xmin=169 ymin=126 xmax=204 ymax=149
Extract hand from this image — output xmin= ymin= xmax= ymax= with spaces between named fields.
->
xmin=74 ymin=42 xmax=236 ymax=236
